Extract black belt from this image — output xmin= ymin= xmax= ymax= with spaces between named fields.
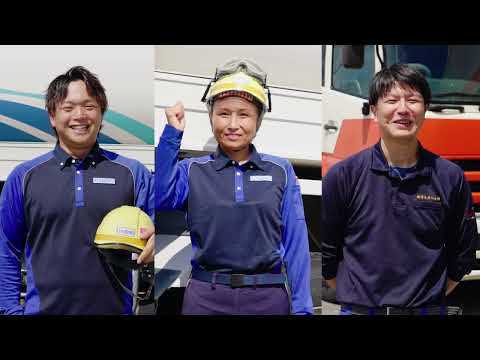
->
xmin=341 ymin=303 xmax=462 ymax=315
xmin=191 ymin=268 xmax=287 ymax=288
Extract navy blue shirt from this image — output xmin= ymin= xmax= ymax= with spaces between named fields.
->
xmin=0 ymin=143 xmax=154 ymax=315
xmin=322 ymin=142 xmax=477 ymax=308
xmin=155 ymin=124 xmax=313 ymax=314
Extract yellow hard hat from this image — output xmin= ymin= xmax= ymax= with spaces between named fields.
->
xmin=204 ymin=71 xmax=269 ymax=108
xmin=94 ymin=206 xmax=153 ymax=254
xmin=201 ymin=58 xmax=272 ymax=127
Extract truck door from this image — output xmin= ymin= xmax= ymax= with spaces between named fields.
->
xmin=321 ymin=45 xmax=378 ymax=173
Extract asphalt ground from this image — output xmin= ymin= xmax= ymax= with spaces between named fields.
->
xmin=321 ymin=300 xmax=340 ymax=315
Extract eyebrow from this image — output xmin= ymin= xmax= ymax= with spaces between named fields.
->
xmin=216 ymin=106 xmax=255 ymax=112
xmin=384 ymin=92 xmax=422 ymax=98
xmin=61 ymin=100 xmax=97 ymax=105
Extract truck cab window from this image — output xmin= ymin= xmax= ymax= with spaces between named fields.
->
xmin=331 ymin=45 xmax=375 ymax=99
xmin=384 ymin=45 xmax=480 ymax=104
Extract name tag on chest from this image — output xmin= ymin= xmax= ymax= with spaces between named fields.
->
xmin=93 ymin=177 xmax=116 ymax=185
xmin=250 ymin=175 xmax=272 ymax=182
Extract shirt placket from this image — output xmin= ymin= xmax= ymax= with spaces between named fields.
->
xmin=389 ymin=172 xmax=404 ymax=212
xmin=394 ymin=175 xmax=416 ymax=215
xmin=73 ymin=158 xmax=85 ymax=208
xmin=234 ymin=162 xmax=245 ymax=203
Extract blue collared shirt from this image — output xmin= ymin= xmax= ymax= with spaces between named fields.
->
xmin=322 ymin=142 xmax=478 ymax=308
xmin=0 ymin=142 xmax=154 ymax=315
xmin=156 ymin=124 xmax=313 ymax=314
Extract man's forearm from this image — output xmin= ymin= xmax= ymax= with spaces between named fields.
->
xmin=326 ymin=278 xmax=336 ymax=290
xmin=446 ymin=278 xmax=459 ymax=296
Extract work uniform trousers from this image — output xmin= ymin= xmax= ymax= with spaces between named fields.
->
xmin=182 ymin=278 xmax=291 ymax=315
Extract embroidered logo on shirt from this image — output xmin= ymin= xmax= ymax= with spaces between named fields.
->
xmin=116 ymin=227 xmax=136 ymax=237
xmin=250 ymin=175 xmax=272 ymax=182
xmin=416 ymin=194 xmax=441 ymax=203
xmin=93 ymin=177 xmax=116 ymax=185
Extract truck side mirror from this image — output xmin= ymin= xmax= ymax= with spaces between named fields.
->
xmin=342 ymin=45 xmax=364 ymax=69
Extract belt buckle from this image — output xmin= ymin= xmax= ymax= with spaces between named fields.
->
xmin=230 ymin=274 xmax=244 ymax=288
xmin=385 ymin=306 xmax=407 ymax=315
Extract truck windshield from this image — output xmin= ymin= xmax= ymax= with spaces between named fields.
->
xmin=384 ymin=45 xmax=480 ymax=105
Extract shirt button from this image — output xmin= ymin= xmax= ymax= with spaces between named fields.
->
xmin=237 ymin=187 xmax=241 ymax=191
xmin=250 ymin=165 xmax=253 ymax=169
xmin=76 ymin=171 xmax=80 ymax=174
xmin=77 ymin=187 xmax=82 ymax=191
xmin=231 ymin=161 xmax=236 ymax=165
xmin=60 ymin=162 xmax=64 ymax=166
xmin=92 ymin=161 xmax=96 ymax=165
xmin=71 ymin=159 xmax=76 ymax=164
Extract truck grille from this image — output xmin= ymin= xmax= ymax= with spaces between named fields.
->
xmin=470 ymin=183 xmax=480 ymax=192
xmin=449 ymin=160 xmax=480 ymax=172
xmin=448 ymin=159 xmax=480 ymax=205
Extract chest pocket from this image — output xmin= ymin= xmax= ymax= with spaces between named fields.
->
xmin=410 ymin=201 xmax=446 ymax=248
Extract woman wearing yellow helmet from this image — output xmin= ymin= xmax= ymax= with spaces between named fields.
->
xmin=156 ymin=58 xmax=313 ymax=315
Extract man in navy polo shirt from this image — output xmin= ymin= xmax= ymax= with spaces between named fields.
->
xmin=322 ymin=64 xmax=477 ymax=315
xmin=156 ymin=58 xmax=313 ymax=315
xmin=0 ymin=66 xmax=154 ymax=315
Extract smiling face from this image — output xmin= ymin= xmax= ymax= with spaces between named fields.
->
xmin=49 ymin=80 xmax=102 ymax=157
xmin=211 ymin=96 xmax=259 ymax=160
xmin=371 ymin=83 xmax=427 ymax=142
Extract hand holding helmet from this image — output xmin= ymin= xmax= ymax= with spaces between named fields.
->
xmin=165 ymin=101 xmax=186 ymax=131
xmin=94 ymin=206 xmax=155 ymax=301
xmin=137 ymin=226 xmax=155 ymax=265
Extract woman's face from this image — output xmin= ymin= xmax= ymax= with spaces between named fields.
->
xmin=211 ymin=96 xmax=259 ymax=157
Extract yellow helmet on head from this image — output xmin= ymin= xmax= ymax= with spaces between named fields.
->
xmin=201 ymin=58 xmax=272 ymax=130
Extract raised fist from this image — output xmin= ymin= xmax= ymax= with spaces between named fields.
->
xmin=165 ymin=101 xmax=186 ymax=131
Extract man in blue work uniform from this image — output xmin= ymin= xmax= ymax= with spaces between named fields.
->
xmin=0 ymin=66 xmax=154 ymax=315
xmin=156 ymin=58 xmax=313 ymax=315
xmin=322 ymin=64 xmax=477 ymax=315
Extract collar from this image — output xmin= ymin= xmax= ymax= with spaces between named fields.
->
xmin=370 ymin=141 xmax=432 ymax=178
xmin=54 ymin=142 xmax=103 ymax=169
xmin=213 ymin=144 xmax=265 ymax=171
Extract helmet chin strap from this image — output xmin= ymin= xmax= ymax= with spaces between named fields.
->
xmin=98 ymin=249 xmax=154 ymax=302
xmin=99 ymin=248 xmax=141 ymax=270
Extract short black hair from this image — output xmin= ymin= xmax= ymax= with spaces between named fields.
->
xmin=45 ymin=66 xmax=108 ymax=116
xmin=369 ymin=64 xmax=431 ymax=106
